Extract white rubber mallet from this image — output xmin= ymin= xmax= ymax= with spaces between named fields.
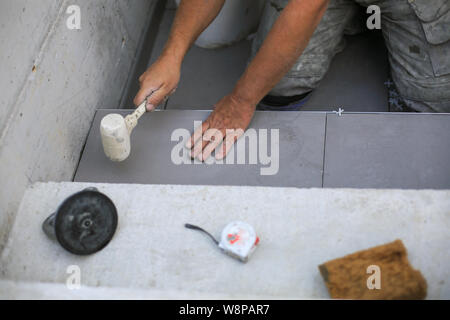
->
xmin=100 ymin=99 xmax=149 ymax=162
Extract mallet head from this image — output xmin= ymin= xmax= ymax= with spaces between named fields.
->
xmin=100 ymin=113 xmax=131 ymax=162
xmin=100 ymin=101 xmax=147 ymax=162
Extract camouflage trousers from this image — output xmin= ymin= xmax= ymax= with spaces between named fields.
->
xmin=251 ymin=0 xmax=450 ymax=112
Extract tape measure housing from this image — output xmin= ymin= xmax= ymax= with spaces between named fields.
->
xmin=218 ymin=221 xmax=259 ymax=262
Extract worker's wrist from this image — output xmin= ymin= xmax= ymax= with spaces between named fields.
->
xmin=228 ymin=92 xmax=258 ymax=112
xmin=231 ymin=85 xmax=260 ymax=109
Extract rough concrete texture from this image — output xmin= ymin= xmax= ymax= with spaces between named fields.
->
xmin=0 ymin=0 xmax=157 ymax=252
xmin=0 ymin=182 xmax=448 ymax=299
xmin=0 ymin=280 xmax=289 ymax=300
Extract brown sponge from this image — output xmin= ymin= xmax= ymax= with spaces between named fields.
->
xmin=319 ymin=240 xmax=427 ymax=299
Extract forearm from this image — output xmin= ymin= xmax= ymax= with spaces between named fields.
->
xmin=161 ymin=0 xmax=225 ymax=64
xmin=232 ymin=0 xmax=329 ymax=105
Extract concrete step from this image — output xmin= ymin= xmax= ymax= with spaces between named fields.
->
xmin=0 ymin=280 xmax=279 ymax=300
xmin=1 ymin=182 xmax=449 ymax=299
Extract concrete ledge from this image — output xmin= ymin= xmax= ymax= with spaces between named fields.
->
xmin=1 ymin=182 xmax=449 ymax=299
xmin=0 ymin=280 xmax=288 ymax=300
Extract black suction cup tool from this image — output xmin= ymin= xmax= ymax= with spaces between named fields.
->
xmin=43 ymin=187 xmax=118 ymax=255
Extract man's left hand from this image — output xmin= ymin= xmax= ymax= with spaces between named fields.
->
xmin=186 ymin=94 xmax=256 ymax=161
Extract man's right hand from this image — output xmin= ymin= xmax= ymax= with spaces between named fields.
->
xmin=133 ymin=55 xmax=181 ymax=111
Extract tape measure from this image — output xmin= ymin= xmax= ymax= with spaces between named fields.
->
xmin=185 ymin=221 xmax=259 ymax=262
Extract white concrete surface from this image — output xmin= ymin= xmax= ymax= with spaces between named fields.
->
xmin=0 ymin=0 xmax=158 ymax=251
xmin=1 ymin=182 xmax=449 ymax=299
xmin=0 ymin=279 xmax=287 ymax=300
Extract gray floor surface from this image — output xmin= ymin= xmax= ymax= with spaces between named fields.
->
xmin=323 ymin=113 xmax=450 ymax=189
xmin=75 ymin=110 xmax=326 ymax=187
xmin=74 ymin=110 xmax=450 ymax=189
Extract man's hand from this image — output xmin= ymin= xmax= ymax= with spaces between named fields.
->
xmin=134 ymin=55 xmax=181 ymax=110
xmin=185 ymin=0 xmax=329 ymax=162
xmin=186 ymin=94 xmax=256 ymax=161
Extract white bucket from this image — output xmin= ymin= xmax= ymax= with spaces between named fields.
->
xmin=175 ymin=0 xmax=265 ymax=48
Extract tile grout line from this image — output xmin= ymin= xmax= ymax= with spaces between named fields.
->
xmin=321 ymin=114 xmax=328 ymax=188
xmin=164 ymin=98 xmax=169 ymax=110
xmin=72 ymin=109 xmax=98 ymax=181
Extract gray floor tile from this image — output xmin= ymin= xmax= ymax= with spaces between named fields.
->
xmin=302 ymin=32 xmax=389 ymax=112
xmin=166 ymin=38 xmax=252 ymax=110
xmin=323 ymin=113 xmax=450 ymax=189
xmin=74 ymin=110 xmax=326 ymax=187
